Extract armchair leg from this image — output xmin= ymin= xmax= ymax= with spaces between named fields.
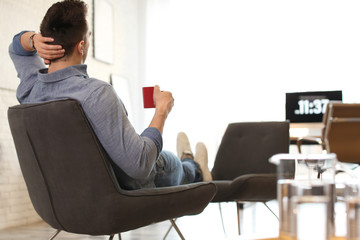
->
xmin=163 ymin=219 xmax=185 ymax=240
xmin=163 ymin=218 xmax=175 ymax=240
xmin=108 ymin=233 xmax=121 ymax=240
xmin=218 ymin=203 xmax=227 ymax=237
xmin=170 ymin=219 xmax=185 ymax=240
xmin=48 ymin=230 xmax=61 ymax=240
xmin=236 ymin=202 xmax=244 ymax=235
xmin=263 ymin=202 xmax=279 ymax=221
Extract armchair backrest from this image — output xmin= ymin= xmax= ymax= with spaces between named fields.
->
xmin=211 ymin=121 xmax=290 ymax=181
xmin=323 ymin=102 xmax=360 ymax=163
xmin=8 ymin=99 xmax=122 ymax=232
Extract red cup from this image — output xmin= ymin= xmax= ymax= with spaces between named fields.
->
xmin=142 ymin=86 xmax=155 ymax=108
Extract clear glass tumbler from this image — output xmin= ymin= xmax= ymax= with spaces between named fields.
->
xmin=270 ymin=153 xmax=338 ymax=239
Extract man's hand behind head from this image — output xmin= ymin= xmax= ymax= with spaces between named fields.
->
xmin=33 ymin=33 xmax=65 ymax=64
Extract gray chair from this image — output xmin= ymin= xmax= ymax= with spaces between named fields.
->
xmin=7 ymin=99 xmax=216 ymax=240
xmin=210 ymin=121 xmax=290 ymax=234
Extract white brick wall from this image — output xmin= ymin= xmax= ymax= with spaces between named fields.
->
xmin=0 ymin=0 xmax=142 ymax=230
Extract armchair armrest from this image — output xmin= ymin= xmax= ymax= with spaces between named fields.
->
xmin=119 ymin=182 xmax=216 ymax=197
xmin=296 ymin=136 xmax=323 ymax=153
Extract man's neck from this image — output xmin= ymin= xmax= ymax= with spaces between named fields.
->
xmin=48 ymin=58 xmax=82 ymax=73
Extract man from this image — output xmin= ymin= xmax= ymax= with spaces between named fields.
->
xmin=9 ymin=0 xmax=212 ymax=190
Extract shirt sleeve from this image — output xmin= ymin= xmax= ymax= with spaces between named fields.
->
xmin=82 ymin=84 xmax=163 ymax=180
xmin=12 ymin=31 xmax=36 ymax=56
xmin=140 ymin=127 xmax=163 ymax=155
xmin=9 ymin=31 xmax=46 ymax=103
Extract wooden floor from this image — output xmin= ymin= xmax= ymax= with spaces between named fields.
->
xmin=0 ymin=202 xmax=279 ymax=240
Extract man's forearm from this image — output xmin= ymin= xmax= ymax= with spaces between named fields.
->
xmin=148 ymin=110 xmax=168 ymax=134
xmin=20 ymin=31 xmax=36 ymax=52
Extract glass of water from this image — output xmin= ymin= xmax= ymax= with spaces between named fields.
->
xmin=291 ymin=180 xmax=336 ymax=240
xmin=345 ymin=181 xmax=360 ymax=240
xmin=270 ymin=153 xmax=338 ymax=239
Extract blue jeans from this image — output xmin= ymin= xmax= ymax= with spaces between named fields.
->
xmin=112 ymin=150 xmax=203 ymax=190
xmin=154 ymin=151 xmax=203 ymax=187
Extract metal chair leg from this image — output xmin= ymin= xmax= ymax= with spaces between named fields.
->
xmin=163 ymin=218 xmax=175 ymax=240
xmin=48 ymin=230 xmax=61 ymax=240
xmin=263 ymin=202 xmax=279 ymax=221
xmin=236 ymin=202 xmax=244 ymax=235
xmin=170 ymin=219 xmax=185 ymax=240
xmin=108 ymin=233 xmax=121 ymax=240
xmin=218 ymin=203 xmax=227 ymax=237
xmin=163 ymin=218 xmax=186 ymax=240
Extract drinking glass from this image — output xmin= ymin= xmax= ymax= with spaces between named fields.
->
xmin=290 ymin=180 xmax=336 ymax=240
xmin=345 ymin=181 xmax=360 ymax=240
xmin=270 ymin=153 xmax=338 ymax=239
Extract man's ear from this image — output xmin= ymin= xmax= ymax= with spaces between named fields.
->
xmin=76 ymin=40 xmax=85 ymax=55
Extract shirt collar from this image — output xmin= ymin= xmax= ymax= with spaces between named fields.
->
xmin=38 ymin=64 xmax=89 ymax=83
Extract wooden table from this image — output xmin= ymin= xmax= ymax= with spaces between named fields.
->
xmin=255 ymin=237 xmax=345 ymax=240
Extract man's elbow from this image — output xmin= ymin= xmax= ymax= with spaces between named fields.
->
xmin=126 ymin=166 xmax=153 ymax=180
xmin=127 ymin=152 xmax=157 ymax=180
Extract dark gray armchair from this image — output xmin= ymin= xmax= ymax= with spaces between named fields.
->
xmin=210 ymin=121 xmax=290 ymax=234
xmin=7 ymin=99 xmax=216 ymax=240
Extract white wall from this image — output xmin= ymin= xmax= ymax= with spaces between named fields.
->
xmin=0 ymin=0 xmax=141 ymax=230
xmin=141 ymin=0 xmax=360 ymax=162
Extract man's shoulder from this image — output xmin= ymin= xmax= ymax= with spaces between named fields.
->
xmin=79 ymin=76 xmax=118 ymax=104
xmin=82 ymin=77 xmax=113 ymax=97
xmin=86 ymin=77 xmax=111 ymax=87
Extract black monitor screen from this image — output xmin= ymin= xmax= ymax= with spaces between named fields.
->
xmin=286 ymin=90 xmax=342 ymax=123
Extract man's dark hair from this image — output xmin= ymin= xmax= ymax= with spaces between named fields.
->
xmin=40 ymin=0 xmax=88 ymax=57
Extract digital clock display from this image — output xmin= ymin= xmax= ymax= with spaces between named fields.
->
xmin=286 ymin=91 xmax=342 ymax=123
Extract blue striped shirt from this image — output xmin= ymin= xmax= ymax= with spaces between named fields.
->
xmin=9 ymin=31 xmax=163 ymax=188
